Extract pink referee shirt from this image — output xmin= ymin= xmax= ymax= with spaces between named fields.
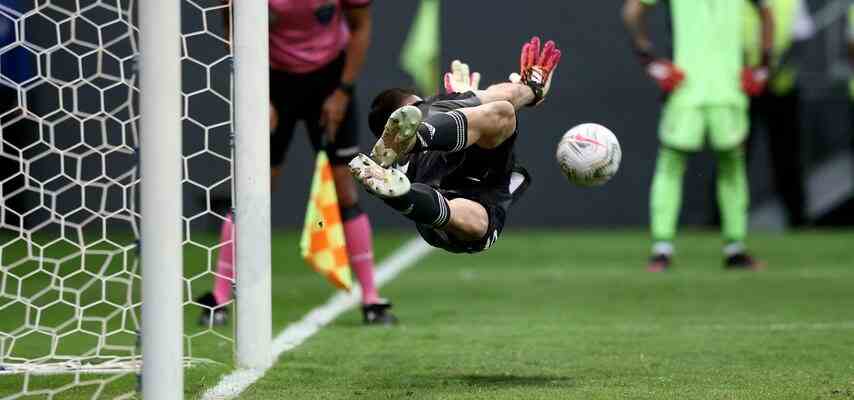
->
xmin=267 ymin=0 xmax=370 ymax=74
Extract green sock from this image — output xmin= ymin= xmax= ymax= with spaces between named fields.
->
xmin=650 ymin=147 xmax=687 ymax=245
xmin=716 ymin=148 xmax=749 ymax=243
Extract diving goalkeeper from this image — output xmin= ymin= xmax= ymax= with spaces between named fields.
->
xmin=350 ymin=37 xmax=560 ymax=253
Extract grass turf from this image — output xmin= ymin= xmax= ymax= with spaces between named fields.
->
xmin=239 ymin=230 xmax=854 ymax=400
xmin=0 ymin=230 xmax=408 ymax=399
xmin=2 ymin=230 xmax=853 ymax=399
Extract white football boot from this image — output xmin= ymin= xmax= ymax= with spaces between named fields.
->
xmin=370 ymin=105 xmax=422 ymax=168
xmin=349 ymin=153 xmax=411 ymax=198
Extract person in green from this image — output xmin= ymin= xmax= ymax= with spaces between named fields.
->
xmin=743 ymin=0 xmax=814 ymax=229
xmin=623 ymin=0 xmax=774 ymax=271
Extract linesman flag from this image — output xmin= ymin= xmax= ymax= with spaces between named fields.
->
xmin=300 ymin=151 xmax=353 ymax=291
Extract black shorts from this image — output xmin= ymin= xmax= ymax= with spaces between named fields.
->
xmin=415 ymin=166 xmax=530 ymax=254
xmin=408 ymin=135 xmax=531 ymax=254
xmin=269 ymin=52 xmax=360 ymax=166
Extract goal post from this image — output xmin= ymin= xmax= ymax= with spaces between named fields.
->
xmin=139 ymin=0 xmax=183 ymax=398
xmin=0 ymin=0 xmax=272 ymax=397
xmin=232 ymin=0 xmax=273 ymax=370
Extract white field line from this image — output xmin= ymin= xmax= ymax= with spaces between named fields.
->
xmin=202 ymin=237 xmax=433 ymax=400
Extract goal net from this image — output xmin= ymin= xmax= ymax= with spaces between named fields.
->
xmin=0 ymin=0 xmax=239 ymax=397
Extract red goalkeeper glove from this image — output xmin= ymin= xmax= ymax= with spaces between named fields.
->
xmin=634 ymin=47 xmax=684 ymax=93
xmin=646 ymin=59 xmax=685 ymax=93
xmin=741 ymin=67 xmax=769 ymax=97
xmin=742 ymin=50 xmax=772 ymax=97
xmin=518 ymin=36 xmax=562 ymax=106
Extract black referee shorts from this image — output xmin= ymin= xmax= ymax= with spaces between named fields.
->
xmin=269 ymin=52 xmax=360 ymax=166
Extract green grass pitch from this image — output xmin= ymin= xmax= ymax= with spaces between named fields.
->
xmin=2 ymin=230 xmax=853 ymax=399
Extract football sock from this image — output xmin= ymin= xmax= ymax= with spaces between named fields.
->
xmin=341 ymin=205 xmax=380 ymax=305
xmin=650 ymin=147 xmax=687 ymax=243
xmin=414 ymin=110 xmax=468 ymax=153
xmin=716 ymin=148 xmax=748 ymax=243
xmin=652 ymin=241 xmax=674 ymax=256
xmin=723 ymin=241 xmax=746 ymax=256
xmin=212 ymin=213 xmax=235 ymax=305
xmin=383 ymin=183 xmax=451 ymax=228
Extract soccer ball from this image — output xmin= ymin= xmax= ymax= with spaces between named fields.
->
xmin=556 ymin=123 xmax=621 ymax=187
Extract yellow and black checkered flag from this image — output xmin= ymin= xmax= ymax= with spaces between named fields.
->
xmin=300 ymin=151 xmax=353 ymax=291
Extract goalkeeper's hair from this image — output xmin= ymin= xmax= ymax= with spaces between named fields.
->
xmin=368 ymin=87 xmax=418 ymax=138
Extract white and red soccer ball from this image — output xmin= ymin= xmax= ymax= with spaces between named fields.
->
xmin=556 ymin=123 xmax=621 ymax=187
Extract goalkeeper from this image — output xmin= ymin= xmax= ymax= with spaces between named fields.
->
xmin=351 ymin=37 xmax=560 ymax=253
xmin=622 ymin=0 xmax=774 ymax=271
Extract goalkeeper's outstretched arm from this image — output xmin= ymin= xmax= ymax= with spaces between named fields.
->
xmin=444 ymin=59 xmax=534 ymax=110
xmin=474 ymin=83 xmax=535 ymax=111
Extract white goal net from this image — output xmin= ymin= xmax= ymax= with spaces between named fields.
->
xmin=0 ymin=0 xmax=238 ymax=397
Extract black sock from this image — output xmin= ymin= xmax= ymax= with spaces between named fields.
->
xmin=415 ymin=110 xmax=468 ymax=153
xmin=383 ymin=183 xmax=450 ymax=228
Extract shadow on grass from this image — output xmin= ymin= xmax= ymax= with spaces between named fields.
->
xmin=450 ymin=373 xmax=576 ymax=388
xmin=366 ymin=372 xmax=576 ymax=394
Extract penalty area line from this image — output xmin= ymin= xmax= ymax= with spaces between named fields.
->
xmin=202 ymin=237 xmax=433 ymax=400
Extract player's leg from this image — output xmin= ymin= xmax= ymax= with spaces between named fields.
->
xmin=350 ymin=154 xmax=460 ymax=231
xmin=215 ymin=101 xmax=284 ymax=307
xmin=196 ymin=212 xmax=235 ymax=327
xmin=212 ymin=213 xmax=235 ymax=307
xmin=715 ymin=147 xmax=748 ymax=245
xmin=372 ymin=100 xmax=517 ymax=167
xmin=306 ymin=95 xmax=397 ymax=324
xmin=649 ymin=146 xmax=688 ymax=270
xmin=709 ymin=107 xmax=763 ymax=269
xmin=648 ymin=105 xmax=703 ymax=271
xmin=199 ymin=79 xmax=296 ymax=326
xmin=350 ymin=154 xmax=498 ymax=243
xmin=332 ymin=166 xmax=396 ymax=323
xmin=444 ymin=198 xmax=489 ymax=241
xmin=380 ymin=181 xmax=490 ymax=243
xmin=461 ymin=101 xmax=519 ymax=149
xmin=329 ymin=169 xmax=381 ymax=305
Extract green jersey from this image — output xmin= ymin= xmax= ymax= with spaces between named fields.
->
xmin=641 ymin=0 xmax=767 ymax=108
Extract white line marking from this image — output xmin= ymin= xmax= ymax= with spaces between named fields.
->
xmin=202 ymin=237 xmax=433 ymax=400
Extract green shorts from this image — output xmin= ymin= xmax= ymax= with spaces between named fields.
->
xmin=658 ymin=104 xmax=748 ymax=152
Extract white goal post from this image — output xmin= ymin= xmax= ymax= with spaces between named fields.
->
xmin=0 ymin=0 xmax=272 ymax=398
xmin=232 ymin=0 xmax=273 ymax=372
xmin=139 ymin=0 xmax=184 ymax=399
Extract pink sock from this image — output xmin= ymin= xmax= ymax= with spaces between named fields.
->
xmin=212 ymin=213 xmax=235 ymax=305
xmin=343 ymin=213 xmax=380 ymax=305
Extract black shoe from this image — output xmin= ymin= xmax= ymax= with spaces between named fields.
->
xmin=646 ymin=254 xmax=672 ymax=272
xmin=196 ymin=292 xmax=229 ymax=327
xmin=724 ymin=252 xmax=765 ymax=270
xmin=361 ymin=300 xmax=398 ymax=326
